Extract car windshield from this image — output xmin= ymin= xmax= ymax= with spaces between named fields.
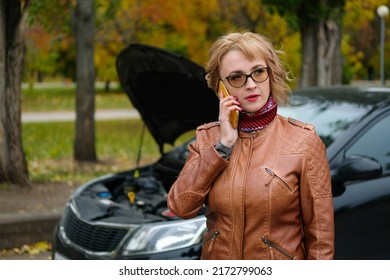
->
xmin=278 ymin=94 xmax=375 ymax=147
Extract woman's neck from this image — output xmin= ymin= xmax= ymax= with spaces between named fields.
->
xmin=238 ymin=96 xmax=277 ymax=132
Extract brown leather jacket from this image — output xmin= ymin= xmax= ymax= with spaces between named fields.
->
xmin=168 ymin=115 xmax=334 ymax=260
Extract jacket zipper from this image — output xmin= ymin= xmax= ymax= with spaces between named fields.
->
xmin=263 ymin=167 xmax=293 ymax=193
xmin=261 ymin=237 xmax=295 ymax=260
xmin=203 ymin=230 xmax=220 ymax=253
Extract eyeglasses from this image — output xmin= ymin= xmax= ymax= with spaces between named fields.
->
xmin=224 ymin=67 xmax=270 ymax=88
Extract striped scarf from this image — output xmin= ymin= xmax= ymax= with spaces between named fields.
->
xmin=238 ymin=95 xmax=277 ymax=132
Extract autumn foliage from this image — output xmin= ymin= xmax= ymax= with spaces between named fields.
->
xmin=25 ymin=0 xmax=390 ymax=85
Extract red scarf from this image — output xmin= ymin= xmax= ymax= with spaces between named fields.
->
xmin=238 ymin=96 xmax=277 ymax=132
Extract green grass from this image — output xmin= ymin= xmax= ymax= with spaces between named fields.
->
xmin=20 ymin=86 xmax=195 ymax=185
xmin=23 ymin=119 xmax=194 ymax=184
xmin=22 ymin=87 xmax=132 ymax=112
xmin=23 ymin=119 xmax=155 ymax=183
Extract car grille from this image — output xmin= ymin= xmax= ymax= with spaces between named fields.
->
xmin=63 ymin=209 xmax=128 ymax=252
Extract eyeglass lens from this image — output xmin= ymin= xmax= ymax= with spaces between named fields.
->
xmin=226 ymin=67 xmax=269 ymax=88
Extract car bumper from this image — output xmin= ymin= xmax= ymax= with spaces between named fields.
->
xmin=52 ymin=224 xmax=202 ymax=260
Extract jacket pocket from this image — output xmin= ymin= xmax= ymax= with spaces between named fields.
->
xmin=203 ymin=229 xmax=221 ymax=253
xmin=261 ymin=237 xmax=295 ymax=260
xmin=261 ymin=166 xmax=294 ymax=194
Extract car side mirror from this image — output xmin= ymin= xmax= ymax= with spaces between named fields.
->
xmin=335 ymin=155 xmax=383 ymax=182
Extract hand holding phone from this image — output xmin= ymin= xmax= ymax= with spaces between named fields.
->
xmin=218 ymin=80 xmax=239 ymax=129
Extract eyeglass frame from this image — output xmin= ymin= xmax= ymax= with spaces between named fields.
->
xmin=223 ymin=67 xmax=271 ymax=88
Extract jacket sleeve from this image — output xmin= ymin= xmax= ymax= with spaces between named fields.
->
xmin=300 ymin=129 xmax=335 ymax=260
xmin=167 ymin=128 xmax=228 ymax=219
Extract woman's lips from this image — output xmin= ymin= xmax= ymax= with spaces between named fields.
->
xmin=245 ymin=94 xmax=260 ymax=102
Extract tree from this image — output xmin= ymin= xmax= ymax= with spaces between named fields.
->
xmin=209 ymin=0 xmax=300 ymax=87
xmin=342 ymin=0 xmax=389 ymax=81
xmin=0 ymin=0 xmax=30 ymax=187
xmin=264 ymin=0 xmax=345 ymax=88
xmin=28 ymin=0 xmax=96 ymax=162
xmin=72 ymin=0 xmax=97 ymax=162
xmin=28 ymin=0 xmax=75 ymax=83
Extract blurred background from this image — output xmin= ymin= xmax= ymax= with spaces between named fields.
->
xmin=1 ymin=0 xmax=390 ymax=190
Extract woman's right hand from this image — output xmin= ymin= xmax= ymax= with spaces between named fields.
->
xmin=218 ymin=92 xmax=240 ymax=147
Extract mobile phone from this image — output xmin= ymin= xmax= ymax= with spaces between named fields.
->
xmin=218 ymin=80 xmax=239 ymax=129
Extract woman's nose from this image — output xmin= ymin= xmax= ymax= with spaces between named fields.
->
xmin=245 ymin=76 xmax=257 ymax=88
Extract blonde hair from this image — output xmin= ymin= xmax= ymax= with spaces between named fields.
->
xmin=205 ymin=32 xmax=292 ymax=105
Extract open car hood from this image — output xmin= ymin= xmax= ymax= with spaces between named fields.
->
xmin=116 ymin=44 xmax=219 ymax=153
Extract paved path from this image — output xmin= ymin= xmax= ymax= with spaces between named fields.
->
xmin=22 ymin=109 xmax=140 ymax=123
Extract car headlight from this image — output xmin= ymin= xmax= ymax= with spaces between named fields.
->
xmin=122 ymin=216 xmax=206 ymax=255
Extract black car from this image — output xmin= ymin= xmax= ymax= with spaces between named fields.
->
xmin=52 ymin=44 xmax=390 ymax=260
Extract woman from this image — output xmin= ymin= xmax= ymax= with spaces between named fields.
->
xmin=167 ymin=32 xmax=334 ymax=260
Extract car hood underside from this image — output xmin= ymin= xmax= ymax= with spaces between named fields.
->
xmin=116 ymin=44 xmax=219 ymax=153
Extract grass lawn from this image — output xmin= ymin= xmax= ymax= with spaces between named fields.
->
xmin=22 ymin=119 xmax=160 ymax=183
xmin=22 ymin=86 xmax=132 ymax=112
xmin=20 ymin=86 xmax=141 ymax=184
xmin=20 ymin=85 xmax=196 ymax=185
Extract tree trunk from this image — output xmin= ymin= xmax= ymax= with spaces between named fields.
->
xmin=299 ymin=3 xmax=343 ymax=88
xmin=0 ymin=0 xmax=29 ymax=187
xmin=300 ymin=20 xmax=318 ymax=88
xmin=317 ymin=18 xmax=342 ymax=86
xmin=73 ymin=0 xmax=96 ymax=162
